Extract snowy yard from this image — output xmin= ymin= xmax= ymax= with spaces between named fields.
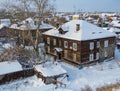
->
xmin=0 ymin=48 xmax=120 ymax=91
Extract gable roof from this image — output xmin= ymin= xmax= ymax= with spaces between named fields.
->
xmin=43 ymin=20 xmax=116 ymax=41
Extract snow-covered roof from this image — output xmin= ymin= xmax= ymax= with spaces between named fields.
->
xmin=108 ymin=28 xmax=120 ymax=33
xmin=0 ymin=60 xmax=22 ymax=75
xmin=0 ymin=19 xmax=11 ymax=27
xmin=111 ymin=20 xmax=120 ymax=27
xmin=43 ymin=20 xmax=116 ymax=41
xmin=10 ymin=17 xmax=54 ymax=31
xmin=39 ymin=22 xmax=54 ymax=29
xmin=54 ymin=48 xmax=63 ymax=52
xmin=35 ymin=64 xmax=67 ymax=77
xmin=0 ymin=23 xmax=7 ymax=29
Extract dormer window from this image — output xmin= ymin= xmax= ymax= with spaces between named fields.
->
xmin=58 ymin=27 xmax=68 ymax=34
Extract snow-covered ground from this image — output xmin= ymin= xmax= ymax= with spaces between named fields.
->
xmin=0 ymin=48 xmax=120 ymax=91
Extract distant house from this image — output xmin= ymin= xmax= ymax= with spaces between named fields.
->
xmin=43 ymin=15 xmax=116 ymax=66
xmin=9 ymin=17 xmax=54 ymax=45
xmin=0 ymin=19 xmax=11 ymax=42
xmin=110 ymin=20 xmax=120 ymax=29
xmin=0 ymin=60 xmax=34 ymax=85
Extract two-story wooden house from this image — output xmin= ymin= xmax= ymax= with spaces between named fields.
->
xmin=9 ymin=18 xmax=54 ymax=45
xmin=43 ymin=15 xmax=116 ymax=66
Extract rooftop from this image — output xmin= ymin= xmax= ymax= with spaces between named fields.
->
xmin=0 ymin=60 xmax=22 ymax=75
xmin=43 ymin=20 xmax=116 ymax=41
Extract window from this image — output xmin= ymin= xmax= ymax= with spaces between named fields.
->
xmin=53 ymin=39 xmax=56 ymax=46
xmin=104 ymin=51 xmax=108 ymax=57
xmin=73 ymin=53 xmax=77 ymax=61
xmin=47 ymin=46 xmax=50 ymax=53
xmin=64 ymin=41 xmax=68 ymax=48
xmin=104 ymin=40 xmax=108 ymax=47
xmin=64 ymin=50 xmax=68 ymax=58
xmin=59 ymin=40 xmax=62 ymax=47
xmin=97 ymin=41 xmax=100 ymax=48
xmin=47 ymin=37 xmax=50 ymax=44
xmin=89 ymin=53 xmax=94 ymax=61
xmin=90 ymin=42 xmax=94 ymax=50
xmin=73 ymin=43 xmax=77 ymax=51
xmin=96 ymin=52 xmax=99 ymax=60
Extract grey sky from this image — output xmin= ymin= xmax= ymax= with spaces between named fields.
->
xmin=0 ymin=0 xmax=120 ymax=12
xmin=54 ymin=0 xmax=120 ymax=12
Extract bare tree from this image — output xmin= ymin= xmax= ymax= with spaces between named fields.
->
xmin=2 ymin=0 xmax=55 ymax=63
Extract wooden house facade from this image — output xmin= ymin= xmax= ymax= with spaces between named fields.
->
xmin=9 ymin=17 xmax=54 ymax=45
xmin=43 ymin=16 xmax=116 ymax=66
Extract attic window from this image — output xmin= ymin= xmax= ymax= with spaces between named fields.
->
xmin=99 ymin=32 xmax=102 ymax=33
xmin=92 ymin=32 xmax=95 ymax=34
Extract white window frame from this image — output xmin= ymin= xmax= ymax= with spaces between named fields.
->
xmin=96 ymin=52 xmax=99 ymax=60
xmin=73 ymin=43 xmax=77 ymax=51
xmin=73 ymin=53 xmax=77 ymax=62
xmin=104 ymin=40 xmax=109 ymax=47
xmin=64 ymin=41 xmax=68 ymax=48
xmin=89 ymin=53 xmax=94 ymax=61
xmin=47 ymin=37 xmax=50 ymax=44
xmin=53 ymin=39 xmax=56 ymax=46
xmin=97 ymin=41 xmax=100 ymax=48
xmin=90 ymin=42 xmax=94 ymax=50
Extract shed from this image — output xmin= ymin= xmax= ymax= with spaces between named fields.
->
xmin=35 ymin=64 xmax=67 ymax=84
xmin=0 ymin=60 xmax=34 ymax=85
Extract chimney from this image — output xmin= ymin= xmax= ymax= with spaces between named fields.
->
xmin=76 ymin=24 xmax=80 ymax=31
xmin=56 ymin=23 xmax=60 ymax=29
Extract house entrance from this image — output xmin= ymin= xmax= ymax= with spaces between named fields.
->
xmin=54 ymin=48 xmax=63 ymax=60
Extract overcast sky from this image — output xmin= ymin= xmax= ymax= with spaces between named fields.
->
xmin=54 ymin=0 xmax=120 ymax=12
xmin=0 ymin=0 xmax=120 ymax=12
